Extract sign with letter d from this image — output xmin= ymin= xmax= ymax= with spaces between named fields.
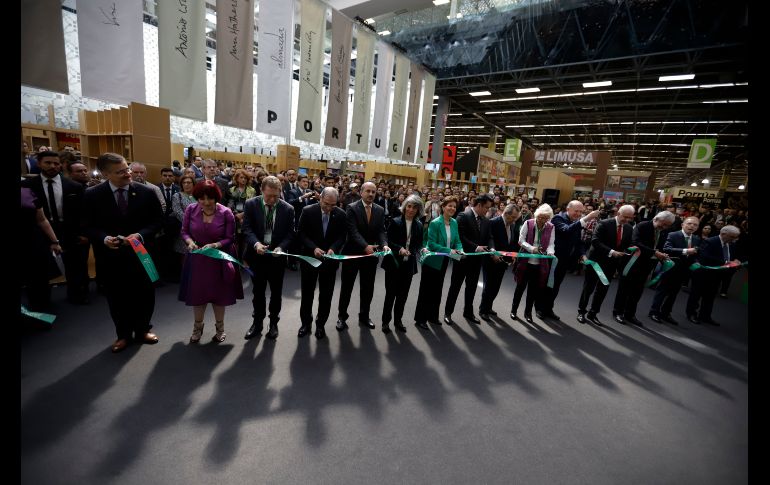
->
xmin=687 ymin=139 xmax=716 ymax=169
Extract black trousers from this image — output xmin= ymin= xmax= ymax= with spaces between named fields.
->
xmin=536 ymin=257 xmax=570 ymax=314
xmin=63 ymin=241 xmax=91 ymax=301
xmin=479 ymin=259 xmax=509 ymax=314
xmin=445 ymin=257 xmax=482 ymax=316
xmin=613 ymin=261 xmax=654 ymax=318
xmin=512 ymin=263 xmax=543 ymax=315
xmin=578 ymin=263 xmax=614 ymax=314
xmin=338 ymin=257 xmax=378 ymax=322
xmin=299 ymin=259 xmax=339 ymax=328
xmin=414 ymin=259 xmax=448 ymax=323
xmin=382 ymin=264 xmax=415 ymax=324
xmin=103 ymin=256 xmax=155 ymax=340
xmin=650 ymin=267 xmax=686 ymax=316
xmin=686 ymin=269 xmax=720 ymax=320
xmin=251 ymin=254 xmax=286 ymax=324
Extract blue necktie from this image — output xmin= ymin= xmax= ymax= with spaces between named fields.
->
xmin=322 ymin=212 xmax=329 ymax=237
xmin=722 ymin=243 xmax=730 ymax=262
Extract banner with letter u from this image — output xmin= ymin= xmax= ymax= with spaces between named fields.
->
xmin=257 ymin=0 xmax=295 ymax=137
xmin=388 ymin=54 xmax=410 ymax=159
xmin=369 ymin=42 xmax=395 ymax=156
xmin=214 ymin=0 xmax=255 ymax=130
xmin=348 ymin=29 xmax=376 ymax=153
xmin=416 ymin=73 xmax=436 ymax=164
xmin=324 ymin=10 xmax=354 ymax=149
xmin=295 ymin=0 xmax=328 ymax=144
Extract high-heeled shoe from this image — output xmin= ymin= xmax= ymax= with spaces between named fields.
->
xmin=212 ymin=320 xmax=226 ymax=343
xmin=190 ymin=320 xmax=204 ymax=343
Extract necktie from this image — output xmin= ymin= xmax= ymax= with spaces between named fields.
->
xmin=616 ymin=224 xmax=622 ymax=249
xmin=116 ymin=188 xmax=128 ymax=215
xmin=686 ymin=235 xmax=691 ymax=249
xmin=508 ymin=224 xmax=514 ymax=245
xmin=165 ymin=187 xmax=172 ymax=207
xmin=654 ymin=229 xmax=660 ymax=248
xmin=365 ymin=204 xmax=372 ymax=223
xmin=322 ymin=212 xmax=329 ymax=237
xmin=475 ymin=214 xmax=481 ymax=232
xmin=266 ymin=204 xmax=274 ymax=229
xmin=722 ymin=243 xmax=730 ymax=262
xmin=46 ymin=179 xmax=59 ymax=222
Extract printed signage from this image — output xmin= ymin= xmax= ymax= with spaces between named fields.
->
xmin=533 ymin=150 xmax=598 ymax=164
xmin=504 ymin=138 xmax=522 ymax=161
xmin=687 ymin=139 xmax=716 ymax=169
xmin=670 ymin=186 xmax=720 ymax=200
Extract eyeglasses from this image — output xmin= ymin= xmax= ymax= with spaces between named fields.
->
xmin=112 ymin=168 xmax=131 ymax=175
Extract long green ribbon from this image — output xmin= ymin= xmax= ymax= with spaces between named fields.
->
xmin=323 ymin=250 xmax=399 ymax=267
xmin=264 ymin=249 xmax=323 ymax=268
xmin=418 ymin=250 xmax=558 ymax=288
xmin=646 ymin=259 xmax=676 ymax=287
xmin=128 ymin=237 xmax=159 ymax=283
xmin=583 ymin=259 xmax=610 ymax=285
xmin=621 ymin=246 xmax=641 ymax=276
xmin=192 ymin=247 xmax=257 ymax=274
xmin=689 ymin=261 xmax=748 ymax=271
xmin=21 ymin=305 xmax=56 ymax=324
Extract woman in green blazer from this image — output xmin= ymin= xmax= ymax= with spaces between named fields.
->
xmin=414 ymin=196 xmax=464 ymax=329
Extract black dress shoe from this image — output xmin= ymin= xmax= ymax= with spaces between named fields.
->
xmin=315 ymin=327 xmax=326 ymax=339
xmin=416 ymin=321 xmax=429 ymax=330
xmin=464 ymin=314 xmax=481 ymax=324
xmin=662 ymin=315 xmax=679 ymax=326
xmin=479 ymin=313 xmax=492 ymax=321
xmin=297 ymin=326 xmax=310 ymax=338
xmin=382 ymin=323 xmax=391 ymax=334
xmin=535 ymin=310 xmax=545 ymax=319
xmin=546 ymin=312 xmax=560 ymax=320
xmin=394 ymin=321 xmax=407 ymax=332
xmin=488 ymin=310 xmax=498 ymax=317
xmin=702 ymin=318 xmax=720 ymax=326
xmin=443 ymin=315 xmax=453 ymax=325
xmin=587 ymin=313 xmax=603 ymax=326
xmin=266 ymin=323 xmax=279 ymax=340
xmin=687 ymin=315 xmax=700 ymax=324
xmin=336 ymin=320 xmax=348 ymax=331
xmin=576 ymin=313 xmax=587 ymax=324
xmin=360 ymin=319 xmax=375 ymax=329
xmin=649 ymin=314 xmax=663 ymax=324
xmin=613 ymin=314 xmax=626 ymax=324
xmin=428 ymin=318 xmax=442 ymax=326
xmin=245 ymin=322 xmax=262 ymax=340
xmin=510 ymin=312 xmax=519 ymax=320
xmin=626 ymin=316 xmax=644 ymax=327
xmin=524 ymin=314 xmax=534 ymax=324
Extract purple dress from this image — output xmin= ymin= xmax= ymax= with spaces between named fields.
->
xmin=178 ymin=203 xmax=244 ymax=306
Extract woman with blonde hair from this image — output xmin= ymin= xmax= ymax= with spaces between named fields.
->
xmin=511 ymin=203 xmax=555 ymax=323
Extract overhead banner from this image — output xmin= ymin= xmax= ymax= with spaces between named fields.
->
xmin=533 ymin=150 xmax=599 ymax=164
xmin=401 ymin=64 xmax=423 ymax=162
xmin=256 ymin=0 xmax=295 ymax=137
xmin=22 ymin=0 xmax=68 ymax=94
xmin=369 ymin=42 xmax=395 ymax=156
xmin=348 ymin=29 xmax=376 ymax=153
xmin=324 ymin=10 xmax=353 ymax=148
xmin=388 ymin=54 xmax=410 ymax=159
xmin=214 ymin=0 xmax=255 ymax=130
xmin=158 ymin=0 xmax=207 ymax=121
xmin=504 ymin=138 xmax=522 ymax=161
xmin=687 ymin=138 xmax=717 ymax=169
xmin=416 ymin=73 xmax=436 ymax=163
xmin=77 ymin=0 xmax=145 ymax=105
xmin=295 ymin=0 xmax=327 ymax=144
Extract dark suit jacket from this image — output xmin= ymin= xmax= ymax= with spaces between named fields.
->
xmin=587 ymin=217 xmax=633 ymax=269
xmin=697 ymin=235 xmax=740 ymax=268
xmin=157 ymin=183 xmax=180 ymax=216
xmin=298 ymin=204 xmax=346 ymax=257
xmin=456 ymin=207 xmax=490 ymax=253
xmin=663 ymin=230 xmax=701 ymax=271
xmin=242 ymin=196 xmax=295 ymax=260
xmin=22 ymin=174 xmax=84 ymax=246
xmin=551 ymin=212 xmax=586 ymax=263
xmin=381 ymin=216 xmax=423 ymax=274
xmin=292 ymin=189 xmax=318 ymax=226
xmin=342 ymin=199 xmax=387 ymax=255
xmin=632 ymin=220 xmax=668 ymax=259
xmin=487 ymin=215 xmax=522 ymax=253
xmin=282 ymin=182 xmax=300 ymax=203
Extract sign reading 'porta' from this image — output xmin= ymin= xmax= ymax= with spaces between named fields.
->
xmin=533 ymin=150 xmax=597 ymax=163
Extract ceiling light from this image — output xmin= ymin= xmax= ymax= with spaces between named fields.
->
xmin=456 ymin=13 xmax=463 ymax=18
xmin=738 ymin=184 xmax=745 ymax=190
xmin=469 ymin=91 xmax=492 ymax=96
xmin=583 ymin=80 xmax=612 ymax=88
xmin=515 ymin=87 xmax=540 ymax=94
xmin=702 ymin=178 xmax=710 ymax=184
xmin=433 ymin=0 xmax=450 ymax=4
xmin=378 ymin=30 xmax=391 ymax=36
xmin=365 ymin=18 xmax=375 ymax=24
xmin=690 ymin=182 xmax=698 ymax=187
xmin=433 ymin=95 xmax=438 ymax=99
xmin=659 ymin=74 xmax=695 ymax=82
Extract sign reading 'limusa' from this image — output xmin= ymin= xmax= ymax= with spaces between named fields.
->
xmin=533 ymin=150 xmax=599 ymax=163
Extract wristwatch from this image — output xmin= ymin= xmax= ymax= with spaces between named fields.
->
xmin=50 ymin=240 xmax=60 ymax=245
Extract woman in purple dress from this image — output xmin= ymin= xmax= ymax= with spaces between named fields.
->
xmin=179 ymin=181 xmax=244 ymax=343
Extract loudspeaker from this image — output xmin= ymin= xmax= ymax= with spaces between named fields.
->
xmin=542 ymin=188 xmax=560 ymax=207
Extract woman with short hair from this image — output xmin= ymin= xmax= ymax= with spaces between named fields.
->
xmin=511 ymin=204 xmax=556 ymax=323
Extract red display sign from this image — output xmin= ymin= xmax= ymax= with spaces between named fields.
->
xmin=427 ymin=144 xmax=457 ymax=175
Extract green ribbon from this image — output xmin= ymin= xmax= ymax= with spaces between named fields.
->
xmin=621 ymin=246 xmax=641 ymax=276
xmin=21 ymin=305 xmax=56 ymax=324
xmin=192 ymin=247 xmax=257 ymax=274
xmin=418 ymin=250 xmax=558 ymax=288
xmin=128 ymin=237 xmax=159 ymax=283
xmin=323 ymin=250 xmax=399 ymax=267
xmin=689 ymin=261 xmax=748 ymax=271
xmin=645 ymin=259 xmax=676 ymax=287
xmin=583 ymin=259 xmax=610 ymax=285
xmin=264 ymin=249 xmax=323 ymax=268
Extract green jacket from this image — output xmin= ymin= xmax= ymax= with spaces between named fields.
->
xmin=423 ymin=216 xmax=463 ymax=270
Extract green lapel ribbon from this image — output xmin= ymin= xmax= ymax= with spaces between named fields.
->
xmin=264 ymin=249 xmax=323 ymax=268
xmin=128 ymin=237 xmax=159 ymax=283
xmin=192 ymin=247 xmax=258 ymax=274
xmin=621 ymin=246 xmax=641 ymax=276
xmin=689 ymin=261 xmax=748 ymax=271
xmin=645 ymin=259 xmax=676 ymax=287
xmin=583 ymin=259 xmax=610 ymax=286
xmin=21 ymin=305 xmax=56 ymax=324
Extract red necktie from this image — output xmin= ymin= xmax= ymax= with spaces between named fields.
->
xmin=616 ymin=224 xmax=622 ymax=249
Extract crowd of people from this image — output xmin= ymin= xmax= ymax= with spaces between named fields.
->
xmin=21 ymin=148 xmax=749 ymax=354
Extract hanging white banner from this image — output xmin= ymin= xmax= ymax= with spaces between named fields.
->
xmin=369 ymin=42 xmax=395 ymax=156
xmin=158 ymin=0 xmax=206 ymax=120
xmin=22 ymin=0 xmax=68 ymax=94
xmin=256 ymin=0 xmax=295 ymax=137
xmin=401 ymin=64 xmax=423 ymax=162
xmin=417 ymin=73 xmax=436 ymax=164
xmin=388 ymin=54 xmax=410 ymax=159
xmin=324 ymin=10 xmax=353 ymax=148
xmin=214 ymin=0 xmax=255 ymax=130
xmin=77 ymin=0 xmax=145 ymax=105
xmin=348 ymin=28 xmax=375 ymax=153
xmin=295 ymin=0 xmax=327 ymax=144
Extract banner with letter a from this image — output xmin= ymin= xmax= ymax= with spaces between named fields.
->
xmin=369 ymin=42 xmax=395 ymax=156
xmin=401 ymin=64 xmax=423 ymax=162
xmin=257 ymin=0 xmax=294 ymax=137
xmin=295 ymin=0 xmax=327 ymax=144
xmin=416 ymin=73 xmax=436 ymax=164
xmin=214 ymin=0 xmax=255 ymax=130
xmin=78 ymin=0 xmax=145 ymax=105
xmin=348 ymin=28 xmax=376 ymax=153
xmin=159 ymin=0 xmax=207 ymax=121
xmin=324 ymin=10 xmax=353 ymax=148
xmin=388 ymin=54 xmax=410 ymax=159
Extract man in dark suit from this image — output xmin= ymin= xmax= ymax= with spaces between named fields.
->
xmin=479 ymin=204 xmax=522 ymax=320
xmin=242 ymin=175 xmax=295 ymax=340
xmin=157 ymin=167 xmax=180 ymax=214
xmin=686 ymin=225 xmax=742 ymax=325
xmin=577 ymin=204 xmax=636 ymax=325
xmin=282 ymin=169 xmax=299 ymax=203
xmin=612 ymin=211 xmax=674 ymax=326
xmin=22 ymin=150 xmax=88 ymax=305
xmin=649 ymin=216 xmax=701 ymax=325
xmin=291 ymin=175 xmax=317 ymax=227
xmin=536 ymin=200 xmax=600 ymax=320
xmin=82 ymin=153 xmax=163 ymax=353
xmin=156 ymin=167 xmax=181 ymax=281
xmin=297 ymin=187 xmax=347 ymax=339
xmin=444 ymin=194 xmax=493 ymax=324
xmin=336 ymin=182 xmax=390 ymax=331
